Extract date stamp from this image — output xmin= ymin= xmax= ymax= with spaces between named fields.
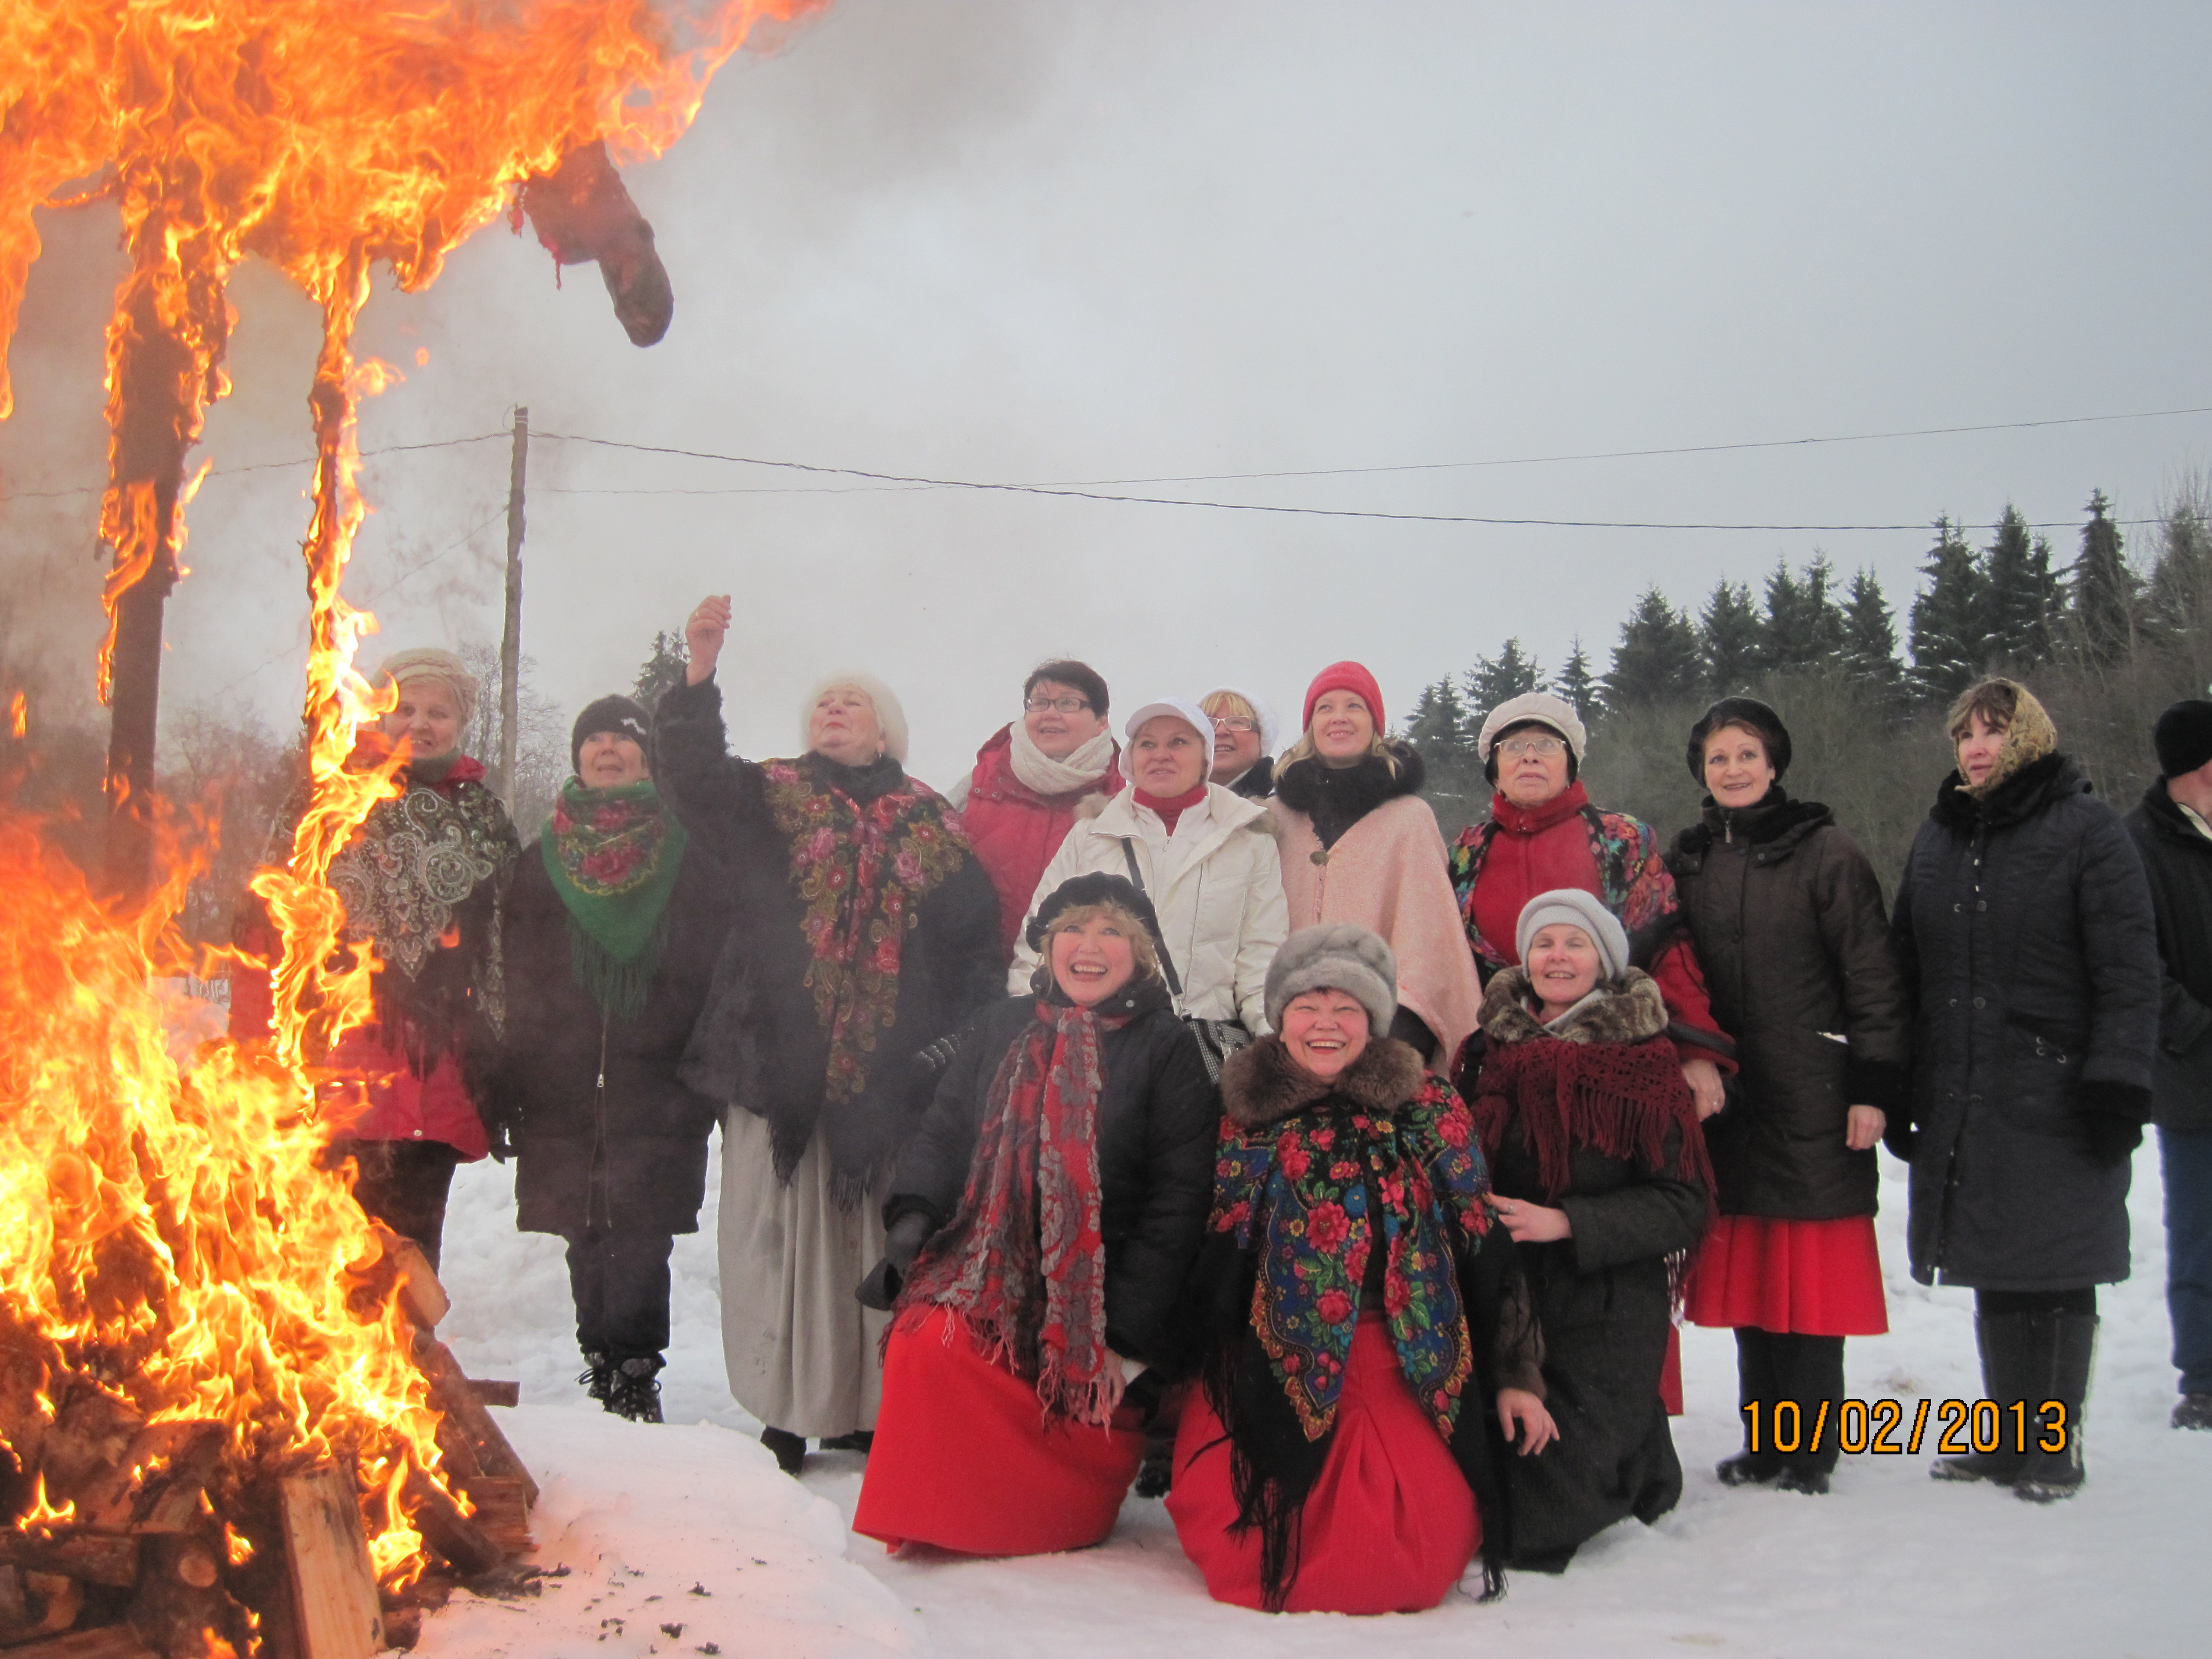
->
xmin=1741 ymin=1399 xmax=2070 ymax=1456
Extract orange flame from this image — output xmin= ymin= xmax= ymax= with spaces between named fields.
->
xmin=0 ymin=0 xmax=824 ymax=1599
xmin=7 ymin=691 xmax=23 ymax=739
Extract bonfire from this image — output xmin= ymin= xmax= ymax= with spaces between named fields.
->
xmin=0 ymin=4 xmax=818 ymax=1654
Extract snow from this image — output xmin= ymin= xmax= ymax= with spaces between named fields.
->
xmin=430 ymin=1147 xmax=2212 ymax=1658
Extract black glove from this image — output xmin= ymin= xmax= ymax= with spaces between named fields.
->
xmin=914 ymin=1030 xmax=966 ymax=1077
xmin=2077 ymin=1079 xmax=2151 ymax=1167
xmin=486 ymin=1121 xmax=515 ymax=1165
xmin=856 ymin=1212 xmax=933 ymax=1311
xmin=1881 ymin=1116 xmax=1917 ymax=1162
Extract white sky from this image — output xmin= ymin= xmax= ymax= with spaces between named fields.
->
xmin=4 ymin=1 xmax=2210 ymax=790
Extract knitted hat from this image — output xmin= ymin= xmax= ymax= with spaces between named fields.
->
xmin=1025 ymin=872 xmax=1165 ymax=959
xmin=1515 ymin=888 xmax=1630 ymax=983
xmin=801 ymin=671 xmax=909 ymax=764
xmin=1123 ymin=696 xmax=1217 ymax=750
xmin=2154 ymin=699 xmax=2212 ymax=780
xmin=1200 ymin=686 xmax=1280 ymax=755
xmin=571 ymin=694 xmax=652 ymax=774
xmin=1264 ymin=923 xmax=1398 ymax=1036
xmin=374 ymin=647 xmax=478 ymax=730
xmin=1301 ymin=661 xmax=1386 ymax=735
xmin=1475 ymin=691 xmax=1587 ymax=766
xmin=1686 ymin=696 xmax=1792 ymax=785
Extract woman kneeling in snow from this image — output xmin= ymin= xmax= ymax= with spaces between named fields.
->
xmin=1168 ymin=925 xmax=1547 ymax=1614
xmin=1472 ymin=890 xmax=1715 ymax=1572
xmin=852 ymin=874 xmax=1218 ymax=1556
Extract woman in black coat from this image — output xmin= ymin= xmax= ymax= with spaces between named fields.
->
xmin=484 ymin=697 xmax=727 ymax=1423
xmin=1891 ymin=678 xmax=2160 ymax=1501
xmin=1669 ymin=698 xmax=1911 ymax=1495
xmin=852 ymin=874 xmax=1217 ymax=1557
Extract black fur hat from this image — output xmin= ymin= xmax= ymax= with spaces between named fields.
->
xmin=571 ymin=694 xmax=653 ymax=775
xmin=1025 ymin=872 xmax=1164 ymax=957
xmin=1686 ymin=696 xmax=1792 ymax=785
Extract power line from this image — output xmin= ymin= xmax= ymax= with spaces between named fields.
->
xmin=0 ymin=430 xmax=510 ymax=503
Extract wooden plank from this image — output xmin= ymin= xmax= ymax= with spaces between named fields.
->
xmin=394 ymin=1463 xmax=501 ymax=1580
xmin=385 ymin=1239 xmax=449 ymax=1331
xmin=455 ymin=1477 xmax=532 ymax=1558
xmin=411 ymin=1339 xmax=536 ymax=1509
xmin=278 ymin=1468 xmax=384 ymax=1659
xmin=0 ymin=1625 xmax=157 ymax=1658
xmin=72 ymin=1422 xmax=225 ymax=1536
xmin=0 ymin=1531 xmax=140 ymax=1588
xmin=466 ymin=1380 xmax=519 ymax=1408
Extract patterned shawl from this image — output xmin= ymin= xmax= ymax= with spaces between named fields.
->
xmin=893 ymin=999 xmax=1125 ymax=1425
xmin=541 ymin=777 xmax=688 ymax=1020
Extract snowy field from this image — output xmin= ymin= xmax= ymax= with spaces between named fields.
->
xmin=430 ymin=1148 xmax=2210 ymax=1658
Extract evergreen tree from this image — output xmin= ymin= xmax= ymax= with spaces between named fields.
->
xmin=2069 ymin=489 xmax=2138 ymax=663
xmin=1406 ymin=677 xmax=1472 ymax=761
xmin=1463 ymin=638 xmax=1546 ymax=718
xmin=1762 ymin=553 xmax=1848 ymax=674
xmin=1604 ymin=587 xmax=1703 ymax=710
xmin=633 ymin=629 xmax=690 ymax=709
xmin=1839 ymin=566 xmax=1905 ymax=693
xmin=1697 ymin=578 xmax=1762 ymax=696
xmin=1978 ymin=505 xmax=2058 ymax=667
xmin=1556 ymin=637 xmax=1600 ymax=722
xmin=2146 ymin=489 xmax=2212 ymax=637
xmin=1909 ymin=515 xmax=1988 ymax=701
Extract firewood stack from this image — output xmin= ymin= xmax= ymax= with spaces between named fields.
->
xmin=1 ymin=1253 xmax=533 ymax=1659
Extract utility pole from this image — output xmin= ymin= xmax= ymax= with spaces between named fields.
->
xmin=497 ymin=406 xmax=528 ymax=805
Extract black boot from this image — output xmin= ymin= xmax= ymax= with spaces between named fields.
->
xmin=818 ymin=1430 xmax=874 ymax=1454
xmin=2014 ymin=1312 xmax=2096 ymax=1504
xmin=1133 ymin=1422 xmax=1175 ymax=1499
xmin=760 ymin=1426 xmax=807 ymax=1475
xmin=1719 ymin=1328 xmax=1782 ymax=1488
xmin=1932 ymin=1314 xmax=2031 ymax=1485
xmin=577 ymin=1349 xmax=614 ymax=1406
xmin=1772 ymin=1334 xmax=1844 ymax=1495
xmin=607 ymin=1354 xmax=665 ymax=1423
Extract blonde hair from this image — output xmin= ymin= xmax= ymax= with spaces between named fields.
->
xmin=1279 ymin=719 xmax=1398 ymax=777
xmin=1201 ymin=689 xmax=1257 ymax=726
xmin=1029 ymin=901 xmax=1161 ymax=993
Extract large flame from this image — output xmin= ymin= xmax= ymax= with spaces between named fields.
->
xmin=0 ymin=0 xmax=821 ymax=1612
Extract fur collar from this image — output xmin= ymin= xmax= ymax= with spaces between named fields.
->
xmin=1932 ymin=751 xmax=2083 ymax=832
xmin=1220 ymin=1033 xmax=1426 ymax=1130
xmin=1478 ymin=966 xmax=1671 ymax=1045
xmin=1273 ymin=740 xmax=1426 ymax=848
xmin=1672 ymin=790 xmax=1833 ymax=868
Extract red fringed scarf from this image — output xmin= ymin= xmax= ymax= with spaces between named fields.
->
xmin=892 ymin=1000 xmax=1129 ymax=1426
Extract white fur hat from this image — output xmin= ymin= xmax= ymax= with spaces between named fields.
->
xmin=801 ymin=671 xmax=909 ymax=764
xmin=1515 ymin=888 xmax=1630 ymax=982
xmin=1264 ymin=923 xmax=1399 ymax=1036
xmin=1477 ymin=691 xmax=1588 ymax=766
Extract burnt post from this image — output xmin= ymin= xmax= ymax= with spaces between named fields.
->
xmin=495 ymin=406 xmax=528 ymax=805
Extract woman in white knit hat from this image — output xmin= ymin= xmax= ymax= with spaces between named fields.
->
xmin=653 ymin=596 xmax=1005 ymax=1474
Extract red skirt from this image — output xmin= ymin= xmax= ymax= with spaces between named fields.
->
xmin=1166 ymin=1314 xmax=1480 ymax=1615
xmin=1686 ymin=1214 xmax=1888 ymax=1337
xmin=853 ymin=1310 xmax=1145 ymax=1557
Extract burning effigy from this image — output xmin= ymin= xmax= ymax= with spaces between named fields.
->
xmin=0 ymin=4 xmax=818 ymax=1654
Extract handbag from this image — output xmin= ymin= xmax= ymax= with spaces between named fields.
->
xmin=1119 ymin=837 xmax=1251 ymax=1083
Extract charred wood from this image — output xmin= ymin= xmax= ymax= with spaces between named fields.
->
xmin=518 ymin=140 xmax=674 ymax=347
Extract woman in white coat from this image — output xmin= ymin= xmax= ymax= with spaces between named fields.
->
xmin=1010 ymin=697 xmax=1287 ymax=1065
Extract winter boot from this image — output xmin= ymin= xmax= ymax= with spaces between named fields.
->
xmin=1133 ymin=1422 xmax=1175 ymax=1499
xmin=1931 ymin=1313 xmax=2031 ymax=1485
xmin=606 ymin=1354 xmax=665 ymax=1424
xmin=2173 ymin=1393 xmax=2212 ymax=1431
xmin=760 ymin=1426 xmax=807 ymax=1475
xmin=2013 ymin=1312 xmax=2096 ymax=1504
xmin=577 ymin=1349 xmax=614 ymax=1406
xmin=817 ymin=1430 xmax=874 ymax=1454
xmin=1772 ymin=1334 xmax=1843 ymax=1496
xmin=1719 ymin=1328 xmax=1782 ymax=1488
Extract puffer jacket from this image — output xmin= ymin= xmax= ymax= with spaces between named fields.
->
xmin=1007 ymin=782 xmax=1287 ymax=1034
xmin=2125 ymin=780 xmax=2212 ymax=1132
xmin=1668 ymin=791 xmax=1910 ymax=1219
xmin=1891 ymin=753 xmax=2160 ymax=1288
xmin=957 ymin=723 xmax=1124 ymax=956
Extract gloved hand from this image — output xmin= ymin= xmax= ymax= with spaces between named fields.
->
xmin=1881 ymin=1115 xmax=1917 ymax=1162
xmin=2077 ymin=1079 xmax=2151 ymax=1167
xmin=856 ymin=1212 xmax=933 ymax=1311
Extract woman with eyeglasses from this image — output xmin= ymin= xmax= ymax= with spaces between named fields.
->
xmin=1199 ymin=687 xmax=1279 ymax=800
xmin=946 ymin=661 xmax=1124 ymax=958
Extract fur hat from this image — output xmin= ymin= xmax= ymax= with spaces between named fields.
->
xmin=570 ymin=694 xmax=651 ymax=775
xmin=1301 ymin=661 xmax=1386 ymax=735
xmin=1947 ymin=677 xmax=2057 ymax=799
xmin=1515 ymin=888 xmax=1630 ymax=982
xmin=374 ymin=647 xmax=478 ymax=730
xmin=1686 ymin=696 xmax=1792 ymax=785
xmin=1264 ymin=923 xmax=1398 ymax=1036
xmin=2154 ymin=698 xmax=2212 ymax=780
xmin=1025 ymin=871 xmax=1164 ymax=956
xmin=1476 ymin=691 xmax=1587 ymax=766
xmin=801 ymin=671 xmax=908 ymax=764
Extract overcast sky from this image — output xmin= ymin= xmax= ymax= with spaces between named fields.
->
xmin=4 ymin=1 xmax=2210 ymax=791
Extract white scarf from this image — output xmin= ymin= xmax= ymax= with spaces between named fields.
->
xmin=1009 ymin=721 xmax=1116 ymax=799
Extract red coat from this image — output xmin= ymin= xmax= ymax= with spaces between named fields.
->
xmin=956 ymin=725 xmax=1123 ymax=955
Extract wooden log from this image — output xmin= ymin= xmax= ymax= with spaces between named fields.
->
xmin=386 ymin=1239 xmax=448 ymax=1332
xmin=410 ymin=1340 xmax=536 ymax=1509
xmin=21 ymin=1571 xmax=82 ymax=1635
xmin=394 ymin=1464 xmax=500 ymax=1579
xmin=0 ymin=1531 xmax=140 ymax=1588
xmin=453 ymin=1477 xmax=531 ymax=1559
xmin=38 ymin=1384 xmax=144 ymax=1507
xmin=0 ymin=1625 xmax=157 ymax=1658
xmin=126 ymin=1533 xmax=241 ymax=1659
xmin=277 ymin=1468 xmax=383 ymax=1659
xmin=466 ymin=1381 xmax=520 ymax=1409
xmin=74 ymin=1423 xmax=226 ymax=1536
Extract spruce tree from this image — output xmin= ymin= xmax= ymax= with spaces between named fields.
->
xmin=1909 ymin=516 xmax=1987 ymax=701
xmin=1463 ymin=638 xmax=1547 ymax=718
xmin=1556 ymin=637 xmax=1600 ymax=722
xmin=1697 ymin=578 xmax=1762 ymax=696
xmin=2070 ymin=489 xmax=2137 ymax=663
xmin=2146 ymin=491 xmax=2212 ymax=637
xmin=1604 ymin=588 xmax=1703 ymax=710
xmin=1979 ymin=505 xmax=2056 ymax=667
xmin=1407 ymin=677 xmax=1472 ymax=761
xmin=1840 ymin=567 xmax=1905 ymax=693
xmin=1762 ymin=553 xmax=1848 ymax=674
xmin=633 ymin=629 xmax=691 ymax=709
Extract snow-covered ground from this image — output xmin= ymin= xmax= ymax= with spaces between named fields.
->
xmin=430 ymin=1149 xmax=2210 ymax=1658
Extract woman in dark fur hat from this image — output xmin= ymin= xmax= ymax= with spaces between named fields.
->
xmin=1668 ymin=698 xmax=1910 ymax=1495
xmin=852 ymin=874 xmax=1218 ymax=1556
xmin=1472 ymin=890 xmax=1714 ymax=1572
xmin=1168 ymin=924 xmax=1545 ymax=1613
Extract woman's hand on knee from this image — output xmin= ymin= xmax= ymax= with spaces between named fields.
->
xmin=1496 ymin=1387 xmax=1558 ymax=1455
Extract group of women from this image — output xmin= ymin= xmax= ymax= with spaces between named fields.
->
xmin=234 ymin=597 xmax=2160 ymax=1615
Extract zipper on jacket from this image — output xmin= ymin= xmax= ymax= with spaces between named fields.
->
xmin=591 ymin=1013 xmax=611 ymax=1229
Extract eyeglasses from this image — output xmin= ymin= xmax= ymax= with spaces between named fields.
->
xmin=1024 ymin=696 xmax=1092 ymax=714
xmin=1498 ymin=735 xmax=1567 ymax=759
xmin=1213 ymin=717 xmax=1259 ymax=733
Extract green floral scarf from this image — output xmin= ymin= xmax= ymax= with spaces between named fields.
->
xmin=541 ymin=778 xmax=688 ymax=1020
